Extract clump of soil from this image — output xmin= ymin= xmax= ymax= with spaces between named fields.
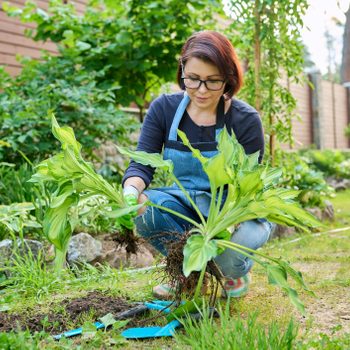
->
xmin=113 ymin=228 xmax=139 ymax=255
xmin=0 ymin=291 xmax=141 ymax=334
xmin=162 ymin=231 xmax=224 ymax=303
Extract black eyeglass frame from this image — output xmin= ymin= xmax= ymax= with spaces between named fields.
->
xmin=181 ymin=77 xmax=226 ymax=91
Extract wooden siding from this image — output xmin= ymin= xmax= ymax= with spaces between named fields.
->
xmin=0 ymin=0 xmax=87 ymax=74
xmin=289 ymin=80 xmax=313 ymax=149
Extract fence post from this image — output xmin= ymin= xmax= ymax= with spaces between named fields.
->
xmin=344 ymin=82 xmax=350 ymax=148
xmin=309 ymin=71 xmax=324 ymax=149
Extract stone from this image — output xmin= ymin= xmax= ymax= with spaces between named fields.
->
xmin=306 ymin=207 xmax=323 ymax=221
xmin=16 ymin=239 xmax=44 ymax=258
xmin=327 ymin=177 xmax=350 ymax=191
xmin=93 ymin=234 xmax=155 ymax=268
xmin=0 ymin=239 xmax=44 ymax=277
xmin=322 ymin=200 xmax=335 ymax=221
xmin=128 ymin=244 xmax=155 ymax=268
xmin=67 ymin=232 xmax=103 ymax=263
xmin=0 ymin=239 xmax=13 ymax=267
xmin=269 ymin=224 xmax=296 ymax=240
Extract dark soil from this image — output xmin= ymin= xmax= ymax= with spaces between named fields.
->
xmin=0 ymin=291 xmax=143 ymax=334
xmin=113 ymin=228 xmax=139 ymax=255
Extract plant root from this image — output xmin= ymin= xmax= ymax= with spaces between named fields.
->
xmin=157 ymin=231 xmax=225 ymax=306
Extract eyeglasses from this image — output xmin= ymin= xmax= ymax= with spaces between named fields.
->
xmin=181 ymin=77 xmax=225 ymax=91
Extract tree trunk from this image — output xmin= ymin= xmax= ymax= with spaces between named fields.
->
xmin=254 ymin=0 xmax=262 ymax=114
xmin=341 ymin=5 xmax=350 ymax=83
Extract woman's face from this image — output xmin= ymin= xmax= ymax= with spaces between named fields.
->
xmin=183 ymin=57 xmax=226 ymax=112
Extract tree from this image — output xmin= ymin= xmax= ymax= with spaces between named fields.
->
xmin=341 ymin=4 xmax=350 ymax=83
xmin=4 ymin=0 xmax=221 ymax=121
xmin=225 ymin=0 xmax=309 ymax=165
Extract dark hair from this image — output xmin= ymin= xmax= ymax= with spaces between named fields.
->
xmin=176 ymin=31 xmax=243 ymax=99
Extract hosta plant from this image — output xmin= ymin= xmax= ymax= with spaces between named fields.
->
xmin=30 ymin=114 xmax=142 ymax=273
xmin=119 ymin=128 xmax=322 ymax=314
xmin=0 ymin=202 xmax=41 ymax=240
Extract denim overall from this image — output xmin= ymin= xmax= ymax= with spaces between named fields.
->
xmin=135 ymin=93 xmax=272 ymax=279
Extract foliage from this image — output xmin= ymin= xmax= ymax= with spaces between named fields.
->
xmin=301 ymin=149 xmax=350 ymax=179
xmin=30 ymin=115 xmax=142 ymax=272
xmin=0 ymin=330 xmax=65 ymax=350
xmin=120 ymin=128 xmax=322 ymax=314
xmin=0 ymin=249 xmax=60 ymax=299
xmin=345 ymin=123 xmax=350 ymax=138
xmin=225 ymin=0 xmax=309 ymax=163
xmin=73 ymin=195 xmax=116 ymax=234
xmin=0 ymin=58 xmax=137 ymax=164
xmin=277 ymin=151 xmax=334 ymax=208
xmin=299 ymin=332 xmax=350 ymax=350
xmin=0 ymin=202 xmax=41 ymax=241
xmin=3 ymin=0 xmax=221 ymax=119
xmin=174 ymin=306 xmax=298 ymax=350
xmin=0 ymin=162 xmax=36 ymax=205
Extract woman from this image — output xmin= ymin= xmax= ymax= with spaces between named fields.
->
xmin=122 ymin=31 xmax=273 ymax=299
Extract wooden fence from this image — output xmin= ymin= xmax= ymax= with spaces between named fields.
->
xmin=285 ymin=73 xmax=350 ymax=150
xmin=1 ymin=0 xmax=349 ymax=150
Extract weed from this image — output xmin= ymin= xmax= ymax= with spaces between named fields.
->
xmin=0 ymin=249 xmax=64 ymax=299
xmin=174 ymin=304 xmax=298 ymax=350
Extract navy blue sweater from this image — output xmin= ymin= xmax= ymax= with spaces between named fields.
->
xmin=123 ymin=92 xmax=264 ymax=188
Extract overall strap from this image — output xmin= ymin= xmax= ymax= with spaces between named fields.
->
xmin=168 ymin=93 xmax=191 ymax=141
xmin=215 ymin=96 xmax=227 ymax=139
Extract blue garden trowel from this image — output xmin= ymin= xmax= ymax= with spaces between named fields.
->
xmin=121 ymin=302 xmax=219 ymax=339
xmin=121 ymin=319 xmax=182 ymax=339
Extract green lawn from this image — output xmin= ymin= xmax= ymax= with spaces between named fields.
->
xmin=0 ymin=190 xmax=350 ymax=349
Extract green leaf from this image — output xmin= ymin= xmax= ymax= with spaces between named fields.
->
xmin=62 ymin=30 xmax=75 ymax=47
xmin=98 ymin=313 xmax=117 ymax=329
xmin=50 ymin=182 xmax=74 ymax=208
xmin=117 ymin=146 xmax=174 ymax=172
xmin=166 ymin=298 xmax=202 ymax=322
xmin=285 ymin=287 xmax=306 ymax=315
xmin=177 ymin=130 xmax=208 ymax=165
xmin=51 ymin=113 xmax=81 ymax=155
xmin=262 ymin=167 xmax=283 ymax=187
xmin=183 ymin=235 xmax=218 ymax=277
xmin=238 ymin=170 xmax=263 ymax=195
xmin=76 ymin=41 xmax=91 ymax=51
xmin=103 ymin=203 xmax=143 ymax=218
xmin=43 ymin=194 xmax=78 ymax=250
xmin=204 ymin=153 xmax=231 ymax=188
xmin=214 ymin=229 xmax=231 ymax=254
xmin=267 ymin=265 xmax=288 ymax=287
xmin=81 ymin=321 xmax=97 ymax=340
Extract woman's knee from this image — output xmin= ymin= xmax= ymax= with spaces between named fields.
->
xmin=231 ymin=220 xmax=272 ymax=250
xmin=215 ymin=252 xmax=253 ymax=279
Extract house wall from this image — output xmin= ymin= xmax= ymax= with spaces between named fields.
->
xmin=0 ymin=0 xmax=86 ymax=75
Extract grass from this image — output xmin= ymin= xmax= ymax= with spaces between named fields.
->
xmin=0 ymin=190 xmax=349 ymax=348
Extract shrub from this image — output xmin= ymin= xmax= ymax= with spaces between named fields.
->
xmin=0 ymin=60 xmax=138 ymax=164
xmin=301 ymin=149 xmax=350 ymax=179
xmin=277 ymin=151 xmax=334 ymax=208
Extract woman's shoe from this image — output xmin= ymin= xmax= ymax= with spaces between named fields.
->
xmin=152 ymin=283 xmax=177 ymax=300
xmin=222 ymin=273 xmax=251 ymax=298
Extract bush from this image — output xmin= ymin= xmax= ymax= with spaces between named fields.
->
xmin=301 ymin=149 xmax=350 ymax=179
xmin=0 ymin=60 xmax=138 ymax=164
xmin=277 ymin=151 xmax=334 ymax=208
xmin=345 ymin=123 xmax=350 ymax=138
